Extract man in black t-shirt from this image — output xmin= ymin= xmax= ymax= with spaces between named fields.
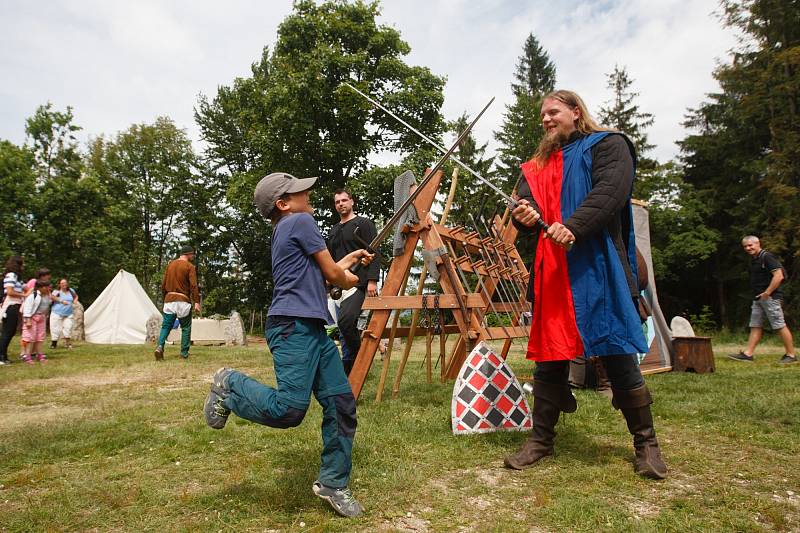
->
xmin=327 ymin=189 xmax=380 ymax=375
xmin=729 ymin=235 xmax=796 ymax=363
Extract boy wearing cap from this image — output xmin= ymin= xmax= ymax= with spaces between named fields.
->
xmin=203 ymin=172 xmax=373 ymax=518
xmin=154 ymin=245 xmax=200 ymax=360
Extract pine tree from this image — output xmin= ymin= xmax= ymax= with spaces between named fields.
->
xmin=511 ymin=34 xmax=556 ymax=97
xmin=494 ymin=33 xmax=556 ymax=190
xmin=679 ymin=0 xmax=800 ymax=327
xmin=597 ymin=65 xmax=656 ymax=169
xmin=444 ymin=112 xmax=496 ymax=228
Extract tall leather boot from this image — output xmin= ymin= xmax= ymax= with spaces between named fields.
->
xmin=504 ymin=380 xmax=577 ymax=470
xmin=612 ymin=384 xmax=668 ymax=479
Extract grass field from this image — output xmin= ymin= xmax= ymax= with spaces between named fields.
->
xmin=0 ymin=335 xmax=798 ymax=532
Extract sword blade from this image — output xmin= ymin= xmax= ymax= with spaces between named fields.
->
xmin=366 ymin=94 xmax=494 ymax=250
xmin=344 ymin=84 xmax=572 ymax=251
xmin=344 ymin=82 xmax=516 ymax=207
xmin=344 ymin=82 xmax=565 ymax=245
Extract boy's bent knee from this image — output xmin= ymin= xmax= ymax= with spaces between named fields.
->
xmin=271 ymin=406 xmax=307 ymax=428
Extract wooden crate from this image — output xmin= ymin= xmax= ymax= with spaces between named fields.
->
xmin=672 ymin=336 xmax=715 ymax=373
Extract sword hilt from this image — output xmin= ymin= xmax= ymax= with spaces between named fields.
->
xmin=507 ymin=199 xmax=573 ymax=251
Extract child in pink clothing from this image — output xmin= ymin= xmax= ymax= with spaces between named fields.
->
xmin=20 ymin=268 xmax=52 ymax=360
xmin=21 ymin=280 xmax=52 ymax=363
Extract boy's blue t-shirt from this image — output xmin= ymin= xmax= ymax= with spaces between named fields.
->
xmin=267 ymin=212 xmax=333 ymax=323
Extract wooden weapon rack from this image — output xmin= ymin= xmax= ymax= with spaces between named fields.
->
xmin=348 ymin=169 xmax=532 ymax=400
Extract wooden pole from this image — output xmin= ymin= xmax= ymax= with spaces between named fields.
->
xmin=425 ymin=327 xmax=433 ymax=383
xmin=374 ymin=268 xmax=410 ymax=401
xmin=436 ymin=168 xmax=458 ymax=373
xmin=391 ymin=262 xmax=428 ymax=399
xmin=439 ymin=332 xmax=448 ymax=382
xmin=440 ymin=168 xmax=459 ymax=233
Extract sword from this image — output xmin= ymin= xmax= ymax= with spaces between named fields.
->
xmin=343 ymin=83 xmax=573 ymax=248
xmin=329 ymin=94 xmax=495 ymax=297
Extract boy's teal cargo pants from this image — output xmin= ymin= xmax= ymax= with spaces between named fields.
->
xmin=223 ymin=317 xmax=356 ymax=489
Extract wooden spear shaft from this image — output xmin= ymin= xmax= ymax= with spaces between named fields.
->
xmin=374 ymin=268 xmax=410 ymax=402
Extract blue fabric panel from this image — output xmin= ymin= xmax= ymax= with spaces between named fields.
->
xmin=560 ymin=132 xmax=648 ymax=356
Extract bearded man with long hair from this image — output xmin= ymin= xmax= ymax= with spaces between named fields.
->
xmin=506 ymin=90 xmax=667 ymax=480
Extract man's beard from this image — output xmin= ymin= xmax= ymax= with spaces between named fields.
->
xmin=535 ymin=128 xmax=571 ymax=163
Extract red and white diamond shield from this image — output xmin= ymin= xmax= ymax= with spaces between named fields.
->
xmin=451 ymin=341 xmax=533 ymax=435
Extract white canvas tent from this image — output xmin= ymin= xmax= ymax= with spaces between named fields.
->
xmin=84 ymin=270 xmax=160 ymax=344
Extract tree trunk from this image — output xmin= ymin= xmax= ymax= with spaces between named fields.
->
xmin=715 ymin=254 xmax=728 ymax=328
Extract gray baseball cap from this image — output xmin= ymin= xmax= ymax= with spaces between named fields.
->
xmin=253 ymin=172 xmax=318 ymax=219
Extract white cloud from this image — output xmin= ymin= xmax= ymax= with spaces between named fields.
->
xmin=1 ymin=0 xmax=737 ymax=165
xmin=381 ymin=0 xmax=738 ymax=162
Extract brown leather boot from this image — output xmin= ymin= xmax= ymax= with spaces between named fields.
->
xmin=613 ymin=385 xmax=668 ymax=480
xmin=504 ymin=380 xmax=577 ymax=470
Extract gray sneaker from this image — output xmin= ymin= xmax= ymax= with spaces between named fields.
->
xmin=203 ymin=368 xmax=233 ymax=429
xmin=778 ymin=354 xmax=797 ymax=364
xmin=727 ymin=351 xmax=754 ymax=362
xmin=312 ymin=481 xmax=364 ymax=517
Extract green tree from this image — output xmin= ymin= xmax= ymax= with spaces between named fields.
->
xmin=679 ymin=0 xmax=800 ymax=327
xmin=0 ymin=141 xmax=36 ymax=259
xmin=444 ymin=112 xmax=496 ymax=228
xmin=195 ymin=0 xmax=446 ymax=310
xmin=89 ymin=117 xmax=201 ymax=296
xmin=11 ymin=105 xmax=122 ymax=301
xmin=180 ymin=165 xmax=236 ymax=315
xmin=28 ymin=174 xmax=123 ymax=300
xmin=25 ymin=103 xmax=83 ymax=182
xmin=597 ymin=65 xmax=656 ymax=170
xmin=510 ymin=34 xmax=556 ymax=97
xmin=634 ymin=162 xmax=721 ymax=317
xmin=494 ymin=33 xmax=556 ymax=189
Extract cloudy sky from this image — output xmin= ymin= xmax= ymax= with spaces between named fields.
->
xmin=1 ymin=1 xmax=738 ymax=165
